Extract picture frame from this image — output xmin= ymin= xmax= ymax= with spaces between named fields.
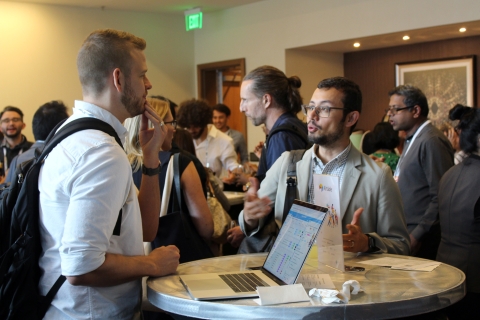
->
xmin=395 ymin=56 xmax=475 ymax=127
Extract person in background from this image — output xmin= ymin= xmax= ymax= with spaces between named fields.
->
xmin=6 ymin=100 xmax=69 ymax=184
xmin=387 ymin=84 xmax=454 ymax=259
xmin=239 ymin=65 xmax=309 ymax=183
xmin=38 ymin=29 xmax=179 ymax=319
xmin=212 ymin=103 xmax=249 ymax=164
xmin=227 ymin=66 xmax=310 ymax=248
xmin=436 ymin=104 xmax=480 ymax=319
xmin=125 ymin=97 xmax=214 ymax=253
xmin=369 ymin=122 xmax=400 ymax=173
xmin=0 ymin=106 xmax=33 ymax=179
xmin=177 ymin=99 xmax=239 ymax=180
xmin=442 ymin=104 xmax=471 ymax=165
xmin=237 ymin=77 xmax=409 ymax=254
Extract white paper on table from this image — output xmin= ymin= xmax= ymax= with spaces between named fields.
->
xmin=253 ymin=284 xmax=310 ymax=306
xmin=296 ymin=274 xmax=336 ymax=289
xmin=313 ymin=174 xmax=344 ymax=272
xmin=358 ymin=257 xmax=441 ymax=271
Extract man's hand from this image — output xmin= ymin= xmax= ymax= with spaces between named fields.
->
xmin=243 ymin=177 xmax=272 ymax=230
xmin=343 ymin=208 xmax=369 ymax=252
xmin=148 ymin=245 xmax=180 ymax=277
xmin=409 ymin=234 xmax=421 ymax=256
xmin=139 ymin=102 xmax=167 ymax=167
xmin=226 ymin=226 xmax=245 ymax=248
xmin=253 ymin=141 xmax=264 ymax=159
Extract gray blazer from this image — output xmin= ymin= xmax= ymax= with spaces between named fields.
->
xmin=239 ymin=146 xmax=410 ymax=255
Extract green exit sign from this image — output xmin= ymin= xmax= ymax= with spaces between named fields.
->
xmin=185 ymin=9 xmax=202 ymax=31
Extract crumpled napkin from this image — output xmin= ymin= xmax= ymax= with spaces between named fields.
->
xmin=308 ymin=280 xmax=364 ymax=304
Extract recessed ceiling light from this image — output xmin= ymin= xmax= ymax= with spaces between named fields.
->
xmin=403 ymin=35 xmax=410 ymax=40
xmin=459 ymin=27 xmax=466 ymax=32
xmin=353 ymin=42 xmax=360 ymax=48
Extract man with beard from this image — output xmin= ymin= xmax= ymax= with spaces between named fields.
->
xmin=38 ymin=29 xmax=180 ymax=319
xmin=177 ymin=98 xmax=239 ymax=179
xmin=0 ymin=106 xmax=33 ymax=178
xmin=237 ymin=77 xmax=410 ymax=255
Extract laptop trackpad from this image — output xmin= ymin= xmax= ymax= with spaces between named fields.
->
xmin=185 ymin=278 xmax=227 ymax=291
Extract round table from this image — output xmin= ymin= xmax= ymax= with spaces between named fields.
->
xmin=147 ymin=252 xmax=465 ymax=319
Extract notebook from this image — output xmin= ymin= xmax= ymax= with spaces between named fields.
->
xmin=179 ymin=199 xmax=328 ymax=300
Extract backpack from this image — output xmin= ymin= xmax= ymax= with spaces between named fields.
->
xmin=0 ymin=117 xmax=122 ymax=320
xmin=257 ymin=122 xmax=310 ymax=182
xmin=238 ymin=149 xmax=306 ymax=253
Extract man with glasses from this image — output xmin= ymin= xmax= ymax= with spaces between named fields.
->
xmin=387 ymin=84 xmax=453 ymax=259
xmin=237 ymin=77 xmax=410 ymax=255
xmin=0 ymin=106 xmax=33 ymax=179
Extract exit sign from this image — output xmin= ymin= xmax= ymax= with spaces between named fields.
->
xmin=185 ymin=8 xmax=202 ymax=31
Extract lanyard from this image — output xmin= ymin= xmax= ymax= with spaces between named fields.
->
xmin=393 ymin=120 xmax=430 ymax=180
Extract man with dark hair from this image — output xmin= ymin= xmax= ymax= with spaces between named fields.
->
xmin=0 ymin=106 xmax=33 ymax=178
xmin=240 ymin=65 xmax=309 ymax=182
xmin=387 ymin=84 xmax=454 ymax=259
xmin=5 ymin=100 xmax=69 ymax=184
xmin=38 ymin=29 xmax=179 ymax=318
xmin=235 ymin=77 xmax=410 ymax=254
xmin=212 ymin=103 xmax=249 ymax=163
xmin=177 ymin=98 xmax=239 ymax=178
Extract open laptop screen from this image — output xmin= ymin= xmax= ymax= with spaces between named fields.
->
xmin=262 ymin=200 xmax=327 ymax=285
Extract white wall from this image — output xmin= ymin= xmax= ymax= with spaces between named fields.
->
xmin=195 ymin=0 xmax=480 ymax=150
xmin=0 ymin=1 xmax=195 ymax=140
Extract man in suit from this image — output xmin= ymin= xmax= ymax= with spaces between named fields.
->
xmin=238 ymin=77 xmax=410 ymax=255
xmin=387 ymin=84 xmax=454 ymax=259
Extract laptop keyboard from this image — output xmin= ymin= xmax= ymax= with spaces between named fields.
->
xmin=219 ymin=273 xmax=270 ymax=292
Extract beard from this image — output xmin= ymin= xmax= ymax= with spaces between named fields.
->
xmin=4 ymin=128 xmax=22 ymax=139
xmin=308 ymin=122 xmax=345 ymax=147
xmin=190 ymin=126 xmax=205 ymax=140
xmin=121 ymin=79 xmax=144 ymax=117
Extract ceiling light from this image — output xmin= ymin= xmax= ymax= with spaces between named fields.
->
xmin=459 ymin=27 xmax=466 ymax=32
xmin=403 ymin=35 xmax=410 ymax=40
xmin=353 ymin=42 xmax=360 ymax=48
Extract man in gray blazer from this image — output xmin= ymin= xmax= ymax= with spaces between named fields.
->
xmin=387 ymin=85 xmax=454 ymax=259
xmin=239 ymin=77 xmax=410 ymax=255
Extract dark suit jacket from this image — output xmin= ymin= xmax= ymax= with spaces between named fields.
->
xmin=437 ymin=154 xmax=480 ymax=293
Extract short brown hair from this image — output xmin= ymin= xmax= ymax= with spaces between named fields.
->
xmin=77 ymin=29 xmax=146 ymax=95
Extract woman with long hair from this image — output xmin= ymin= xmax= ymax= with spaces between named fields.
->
xmin=124 ymin=97 xmax=213 ymax=258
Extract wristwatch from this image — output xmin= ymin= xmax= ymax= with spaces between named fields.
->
xmin=365 ymin=234 xmax=378 ymax=253
xmin=141 ymin=163 xmax=161 ymax=176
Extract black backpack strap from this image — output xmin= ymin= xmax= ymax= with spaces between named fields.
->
xmin=37 ymin=118 xmax=122 ymax=164
xmin=282 ymin=149 xmax=307 ymax=223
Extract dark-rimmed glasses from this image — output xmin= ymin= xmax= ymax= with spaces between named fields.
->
xmin=164 ymin=120 xmax=177 ymax=129
xmin=301 ymin=104 xmax=348 ymax=118
xmin=385 ymin=106 xmax=412 ymax=115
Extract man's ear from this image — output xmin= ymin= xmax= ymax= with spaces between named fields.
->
xmin=112 ymin=68 xmax=123 ymax=93
xmin=345 ymin=111 xmax=360 ymax=128
xmin=412 ymin=105 xmax=422 ymax=118
xmin=263 ymin=93 xmax=272 ymax=109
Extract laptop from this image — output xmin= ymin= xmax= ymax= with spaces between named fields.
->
xmin=179 ymin=200 xmax=328 ymax=300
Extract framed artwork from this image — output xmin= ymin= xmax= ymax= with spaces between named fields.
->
xmin=395 ymin=56 xmax=475 ymax=127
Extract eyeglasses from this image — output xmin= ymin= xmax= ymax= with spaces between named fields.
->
xmin=385 ymin=106 xmax=412 ymax=115
xmin=0 ymin=118 xmax=22 ymax=124
xmin=164 ymin=120 xmax=177 ymax=129
xmin=301 ymin=104 xmax=348 ymax=118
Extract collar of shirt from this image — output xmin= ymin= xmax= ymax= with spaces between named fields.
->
xmin=308 ymin=143 xmax=351 ymax=204
xmin=311 ymin=143 xmax=351 ymax=175
xmin=71 ymin=100 xmax=128 ymax=144
xmin=1 ymin=135 xmax=27 ymax=149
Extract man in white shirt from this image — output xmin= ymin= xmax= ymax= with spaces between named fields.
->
xmin=177 ymin=98 xmax=239 ymax=178
xmin=38 ymin=29 xmax=180 ymax=319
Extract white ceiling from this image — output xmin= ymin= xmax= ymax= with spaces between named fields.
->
xmin=7 ymin=1 xmax=480 ymax=52
xmin=7 ymin=0 xmax=265 ymax=14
